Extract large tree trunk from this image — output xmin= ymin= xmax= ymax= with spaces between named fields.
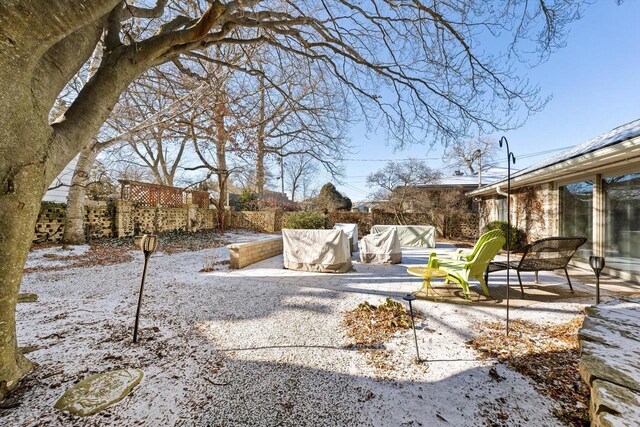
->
xmin=0 ymin=0 xmax=227 ymax=399
xmin=0 ymin=4 xmax=116 ymax=399
xmin=0 ymin=21 xmax=142 ymax=400
xmin=215 ymin=97 xmax=228 ymax=231
xmin=62 ymin=144 xmax=100 ymax=245
xmin=0 ymin=162 xmax=46 ymax=399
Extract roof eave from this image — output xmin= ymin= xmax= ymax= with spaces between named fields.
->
xmin=468 ymin=136 xmax=640 ymax=197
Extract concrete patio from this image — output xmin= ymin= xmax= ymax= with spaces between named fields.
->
xmin=6 ymin=236 xmax=639 ymax=426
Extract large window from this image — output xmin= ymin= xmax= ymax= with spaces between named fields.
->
xmin=496 ymin=196 xmax=507 ymax=222
xmin=604 ymin=173 xmax=640 ymax=275
xmin=560 ymin=181 xmax=593 ymax=258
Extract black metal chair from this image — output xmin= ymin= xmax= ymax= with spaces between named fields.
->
xmin=485 ymin=236 xmax=587 ymax=297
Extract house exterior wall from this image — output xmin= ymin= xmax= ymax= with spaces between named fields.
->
xmin=479 ymin=182 xmax=558 ymax=242
xmin=477 ymin=162 xmax=640 ymax=282
xmin=43 ymin=156 xmax=78 ymax=203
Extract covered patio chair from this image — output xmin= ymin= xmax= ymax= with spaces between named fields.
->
xmin=359 ymin=228 xmax=402 ymax=264
xmin=453 ymin=229 xmax=504 ymax=261
xmin=427 ymin=235 xmax=505 ymax=300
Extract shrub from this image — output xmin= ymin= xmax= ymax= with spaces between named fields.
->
xmin=284 ymin=211 xmax=327 ymax=229
xmin=482 ymin=221 xmax=526 ymax=250
xmin=238 ymin=189 xmax=259 ymax=211
xmin=315 ymin=183 xmax=352 ymax=212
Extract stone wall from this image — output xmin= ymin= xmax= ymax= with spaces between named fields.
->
xmin=579 ymin=297 xmax=640 ymax=426
xmin=228 ymin=237 xmax=283 ymax=269
xmin=114 ymin=201 xmax=218 ymax=237
xmin=84 ymin=203 xmax=115 ymax=239
xmin=34 ymin=206 xmax=66 ymax=243
xmin=34 ymin=201 xmax=218 ymax=243
xmin=479 ymin=183 xmax=558 ymax=243
xmin=35 ymin=203 xmax=478 ymax=244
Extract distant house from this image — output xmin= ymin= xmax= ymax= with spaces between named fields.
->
xmin=469 ymin=118 xmax=640 ymax=280
xmin=223 ymin=183 xmax=292 ymax=210
xmin=42 ymin=156 xmax=78 ymax=203
xmin=351 ymin=201 xmax=386 ymax=213
xmin=398 ymin=167 xmax=510 ymax=212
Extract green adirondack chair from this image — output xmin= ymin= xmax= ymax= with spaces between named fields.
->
xmin=453 ymin=229 xmax=504 ymax=261
xmin=427 ymin=235 xmax=506 ymax=300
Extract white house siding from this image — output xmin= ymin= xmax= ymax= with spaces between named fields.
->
xmin=43 ymin=156 xmax=78 ymax=203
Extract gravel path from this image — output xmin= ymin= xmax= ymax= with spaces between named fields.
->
xmin=2 ymin=233 xmax=592 ymax=426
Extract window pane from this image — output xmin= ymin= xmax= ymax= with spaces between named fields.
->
xmin=496 ymin=196 xmax=507 ymax=222
xmin=560 ymin=181 xmax=593 ymax=258
xmin=604 ymin=173 xmax=640 ymax=275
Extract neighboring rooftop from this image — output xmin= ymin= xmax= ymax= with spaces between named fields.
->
xmin=411 ymin=167 xmax=512 ymax=189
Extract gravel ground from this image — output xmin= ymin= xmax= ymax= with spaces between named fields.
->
xmin=1 ymin=232 xmax=597 ymax=426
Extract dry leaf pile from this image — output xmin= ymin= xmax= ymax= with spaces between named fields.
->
xmin=25 ymin=242 xmax=135 ymax=273
xmin=26 ymin=230 xmax=229 ymax=273
xmin=343 ymin=298 xmax=420 ymax=370
xmin=470 ymin=317 xmax=589 ymax=426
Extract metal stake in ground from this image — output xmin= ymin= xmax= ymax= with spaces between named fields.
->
xmin=133 ymin=234 xmax=158 ymax=343
xmin=589 ymin=256 xmax=605 ymax=305
xmin=403 ymin=294 xmax=420 ymax=363
xmin=499 ymin=137 xmax=516 ymax=336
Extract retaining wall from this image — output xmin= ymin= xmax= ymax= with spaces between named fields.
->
xmin=579 ymin=297 xmax=640 ymax=426
xmin=228 ymin=237 xmax=283 ymax=269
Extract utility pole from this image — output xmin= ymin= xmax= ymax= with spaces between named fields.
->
xmin=280 ymin=155 xmax=285 ymax=196
xmin=475 ymin=149 xmax=482 ymax=188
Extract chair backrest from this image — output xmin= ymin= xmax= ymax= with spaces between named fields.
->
xmin=468 ymin=235 xmax=506 ymax=277
xmin=467 ymin=229 xmax=504 ymax=259
xmin=518 ymin=236 xmax=587 ymax=271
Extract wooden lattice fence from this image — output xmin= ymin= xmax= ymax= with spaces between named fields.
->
xmin=190 ymin=190 xmax=210 ymax=208
xmin=120 ymin=180 xmax=185 ymax=207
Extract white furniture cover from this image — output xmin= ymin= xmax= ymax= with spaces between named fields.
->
xmin=359 ymin=228 xmax=402 ymax=264
xmin=333 ymin=223 xmax=358 ymax=253
xmin=370 ymin=225 xmax=436 ymax=248
xmin=282 ymin=229 xmax=352 ymax=273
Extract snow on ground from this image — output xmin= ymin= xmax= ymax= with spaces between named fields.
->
xmin=2 ymin=233 xmax=600 ymax=426
xmin=25 ymin=245 xmax=90 ymax=269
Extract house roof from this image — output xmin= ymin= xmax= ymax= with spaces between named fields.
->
xmin=511 ymin=118 xmax=640 ymax=179
xmin=469 ymin=118 xmax=640 ymax=196
xmin=411 ymin=167 xmax=511 ymax=189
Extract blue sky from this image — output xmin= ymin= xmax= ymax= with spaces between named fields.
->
xmin=331 ymin=0 xmax=640 ymax=202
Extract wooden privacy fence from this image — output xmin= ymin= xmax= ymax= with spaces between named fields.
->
xmin=119 ymin=180 xmax=210 ymax=208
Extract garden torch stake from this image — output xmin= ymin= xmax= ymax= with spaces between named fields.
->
xmin=133 ymin=235 xmax=158 ymax=343
xmin=589 ymin=256 xmax=605 ymax=305
xmin=499 ymin=137 xmax=516 ymax=336
xmin=403 ymin=294 xmax=420 ymax=362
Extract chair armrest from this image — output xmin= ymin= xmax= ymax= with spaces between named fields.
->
xmin=453 ymin=248 xmax=468 ymax=261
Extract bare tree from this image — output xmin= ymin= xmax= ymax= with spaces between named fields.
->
xmin=249 ymin=59 xmax=351 ymax=194
xmin=106 ymin=70 xmax=195 ymax=187
xmin=444 ymin=137 xmax=499 ymax=175
xmin=62 ymin=65 xmax=213 ymax=244
xmin=367 ymin=160 xmax=442 ymax=223
xmin=0 ymin=0 xmax=592 ymax=397
xmin=284 ymin=154 xmax=318 ymax=202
